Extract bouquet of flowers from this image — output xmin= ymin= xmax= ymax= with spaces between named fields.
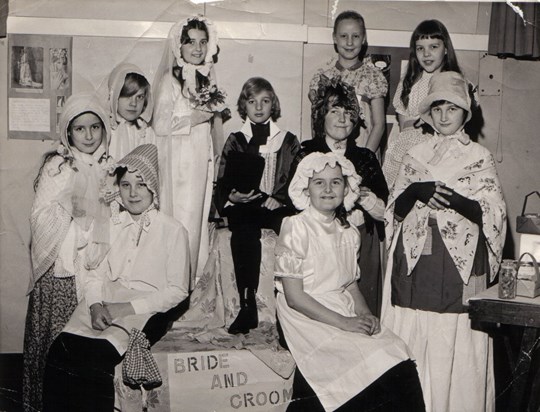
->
xmin=193 ymin=84 xmax=228 ymax=113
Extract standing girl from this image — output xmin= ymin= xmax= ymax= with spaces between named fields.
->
xmin=23 ymin=94 xmax=112 ymax=412
xmin=107 ymin=62 xmax=156 ymax=161
xmin=309 ymin=10 xmax=387 ymax=154
xmin=153 ymin=15 xmax=227 ymax=283
xmin=276 ymin=152 xmax=423 ymax=412
xmin=383 ymin=19 xmax=462 ymax=188
xmin=215 ymin=77 xmax=299 ymax=334
xmin=382 ymin=71 xmax=506 ymax=411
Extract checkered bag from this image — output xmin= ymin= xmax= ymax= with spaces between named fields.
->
xmin=121 ymin=327 xmax=162 ymax=389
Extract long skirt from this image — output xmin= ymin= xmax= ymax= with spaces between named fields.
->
xmin=22 ymin=266 xmax=77 ymax=412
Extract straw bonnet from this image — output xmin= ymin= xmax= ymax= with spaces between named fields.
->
xmin=419 ymin=71 xmax=472 ymax=129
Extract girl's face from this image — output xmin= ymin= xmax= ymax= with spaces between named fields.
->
xmin=180 ymin=29 xmax=208 ymax=65
xmin=430 ymin=102 xmax=466 ymax=135
xmin=333 ymin=18 xmax=365 ymax=63
xmin=415 ymin=37 xmax=446 ymax=73
xmin=324 ymin=105 xmax=354 ymax=142
xmin=117 ymin=87 xmax=146 ymax=122
xmin=307 ymin=164 xmax=348 ymax=216
xmin=69 ymin=112 xmax=104 ymax=154
xmin=246 ymin=91 xmax=273 ymax=124
xmin=119 ymin=170 xmax=154 ymax=219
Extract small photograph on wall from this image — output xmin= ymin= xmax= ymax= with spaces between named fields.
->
xmin=55 ymin=96 xmax=66 ymax=133
xmin=10 ymin=46 xmax=44 ymax=91
xmin=8 ymin=34 xmax=73 ymax=140
xmin=50 ymin=48 xmax=70 ymax=92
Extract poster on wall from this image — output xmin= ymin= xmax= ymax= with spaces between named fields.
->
xmin=7 ymin=34 xmax=72 ymax=140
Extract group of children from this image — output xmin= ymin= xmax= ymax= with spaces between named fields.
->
xmin=22 ymin=10 xmax=506 ymax=412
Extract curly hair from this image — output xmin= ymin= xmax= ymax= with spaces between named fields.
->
xmin=311 ymin=75 xmax=362 ymax=140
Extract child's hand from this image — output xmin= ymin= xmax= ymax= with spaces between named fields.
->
xmin=190 ymin=108 xmax=214 ymax=126
xmin=262 ymin=196 xmax=282 ymax=210
xmin=103 ymin=302 xmax=135 ymax=320
xmin=229 ymin=189 xmax=262 ymax=204
xmin=341 ymin=314 xmax=380 ymax=335
xmin=427 ymin=181 xmax=452 ymax=210
xmin=358 ymin=186 xmax=372 ymax=199
xmin=90 ymin=303 xmax=112 ymax=331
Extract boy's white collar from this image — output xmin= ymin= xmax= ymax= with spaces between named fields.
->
xmin=240 ymin=119 xmax=279 ymax=142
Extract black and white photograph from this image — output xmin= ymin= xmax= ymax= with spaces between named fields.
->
xmin=0 ymin=1 xmax=539 ymax=411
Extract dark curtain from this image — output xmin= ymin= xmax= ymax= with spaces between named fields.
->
xmin=488 ymin=2 xmax=540 ymax=59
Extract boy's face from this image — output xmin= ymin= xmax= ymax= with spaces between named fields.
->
xmin=119 ymin=171 xmax=154 ymax=219
xmin=307 ymin=164 xmax=348 ymax=217
xmin=117 ymin=88 xmax=146 ymax=122
xmin=430 ymin=102 xmax=466 ymax=135
xmin=246 ymin=91 xmax=273 ymax=124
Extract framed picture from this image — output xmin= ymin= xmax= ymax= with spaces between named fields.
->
xmin=8 ymin=34 xmax=73 ymax=140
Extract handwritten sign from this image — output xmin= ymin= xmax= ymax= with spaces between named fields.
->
xmin=167 ymin=350 xmax=293 ymax=411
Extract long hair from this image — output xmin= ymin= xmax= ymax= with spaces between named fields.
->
xmin=332 ymin=10 xmax=368 ymax=60
xmin=400 ymin=19 xmax=461 ymax=108
xmin=33 ymin=112 xmax=104 ymax=191
xmin=119 ymin=72 xmax=150 ymax=113
xmin=236 ymin=77 xmax=281 ymax=122
xmin=179 ymin=19 xmax=219 ymax=64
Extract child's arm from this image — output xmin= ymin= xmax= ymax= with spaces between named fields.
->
xmin=345 ymin=282 xmax=380 ymax=335
xmin=282 ymin=278 xmax=377 ymax=335
xmin=365 ymin=97 xmax=385 ymax=152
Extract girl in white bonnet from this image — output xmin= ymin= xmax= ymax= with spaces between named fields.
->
xmin=275 ymin=152 xmax=424 ymax=411
xmin=382 ymin=71 xmax=506 ymax=412
xmin=23 ymin=94 xmax=112 ymax=412
xmin=153 ymin=15 xmax=228 ymax=283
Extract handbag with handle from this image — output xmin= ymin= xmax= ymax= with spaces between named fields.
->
xmin=516 ymin=191 xmax=540 ymax=235
xmin=516 ymin=252 xmax=540 ymax=298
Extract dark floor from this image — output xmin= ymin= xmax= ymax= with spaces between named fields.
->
xmin=1 ymin=326 xmax=539 ymax=412
xmin=0 ymin=353 xmax=23 ymax=412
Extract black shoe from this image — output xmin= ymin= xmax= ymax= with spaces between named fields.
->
xmin=228 ymin=289 xmax=258 ymax=334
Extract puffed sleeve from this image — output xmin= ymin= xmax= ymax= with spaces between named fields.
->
xmin=364 ymin=66 xmax=388 ymax=99
xmin=274 ymin=216 xmax=308 ymax=279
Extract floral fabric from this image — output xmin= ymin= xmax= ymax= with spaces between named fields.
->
xmin=385 ymin=134 xmax=506 ymax=284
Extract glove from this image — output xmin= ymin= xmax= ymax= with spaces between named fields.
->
xmin=395 ymin=182 xmax=436 ymax=219
xmin=440 ymin=189 xmax=483 ymax=225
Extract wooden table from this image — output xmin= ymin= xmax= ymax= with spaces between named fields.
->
xmin=469 ymin=286 xmax=540 ymax=411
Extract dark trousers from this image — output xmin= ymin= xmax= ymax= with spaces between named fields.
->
xmin=42 ymin=305 xmax=183 ymax=412
xmin=287 ymin=360 xmax=425 ymax=412
xmin=226 ymin=202 xmax=291 ymax=292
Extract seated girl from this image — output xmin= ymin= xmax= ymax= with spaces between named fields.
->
xmin=42 ymin=143 xmax=190 ymax=412
xmin=275 ymin=152 xmax=424 ymax=411
xmin=296 ymin=75 xmax=388 ymax=316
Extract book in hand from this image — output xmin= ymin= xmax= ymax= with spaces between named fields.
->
xmin=223 ymin=151 xmax=265 ymax=194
